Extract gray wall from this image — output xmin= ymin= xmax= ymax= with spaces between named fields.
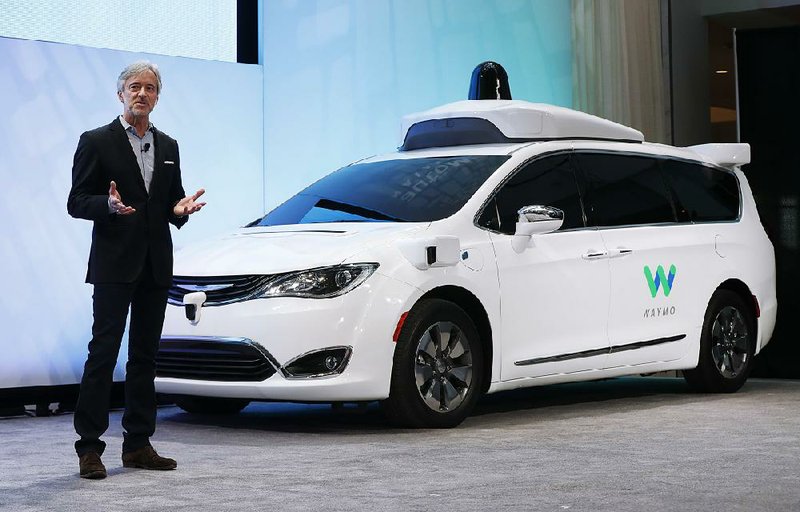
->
xmin=669 ymin=1 xmax=712 ymax=146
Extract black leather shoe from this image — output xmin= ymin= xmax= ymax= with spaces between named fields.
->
xmin=122 ymin=446 xmax=177 ymax=470
xmin=79 ymin=452 xmax=107 ymax=479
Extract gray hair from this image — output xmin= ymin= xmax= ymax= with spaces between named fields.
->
xmin=117 ymin=61 xmax=162 ymax=94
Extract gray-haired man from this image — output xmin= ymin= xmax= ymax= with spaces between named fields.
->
xmin=68 ymin=61 xmax=206 ymax=479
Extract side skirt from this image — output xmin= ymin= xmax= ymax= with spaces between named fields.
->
xmin=488 ymin=352 xmax=699 ymax=394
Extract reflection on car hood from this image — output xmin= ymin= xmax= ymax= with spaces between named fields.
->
xmin=173 ymin=223 xmax=426 ymax=276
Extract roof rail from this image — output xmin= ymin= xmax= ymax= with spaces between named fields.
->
xmin=687 ymin=143 xmax=751 ymax=167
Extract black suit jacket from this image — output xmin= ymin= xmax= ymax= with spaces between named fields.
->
xmin=67 ymin=118 xmax=188 ymax=286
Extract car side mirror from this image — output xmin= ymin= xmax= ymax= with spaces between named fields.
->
xmin=512 ymin=205 xmax=564 ymax=252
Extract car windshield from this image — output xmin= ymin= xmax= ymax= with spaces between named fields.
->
xmin=253 ymin=155 xmax=510 ymax=226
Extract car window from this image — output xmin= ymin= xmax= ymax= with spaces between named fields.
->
xmin=477 ymin=152 xmax=585 ymax=234
xmin=575 ymin=152 xmax=675 ymax=227
xmin=661 ymin=160 xmax=740 ymax=222
xmin=254 ymin=155 xmax=510 ymax=226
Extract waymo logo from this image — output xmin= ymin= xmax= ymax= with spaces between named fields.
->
xmin=644 ymin=265 xmax=676 ymax=298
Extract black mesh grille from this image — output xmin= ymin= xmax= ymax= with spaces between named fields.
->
xmin=168 ymin=275 xmax=275 ymax=306
xmin=156 ymin=337 xmax=278 ymax=382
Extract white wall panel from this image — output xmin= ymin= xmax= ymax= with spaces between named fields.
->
xmin=0 ymin=37 xmax=263 ymax=388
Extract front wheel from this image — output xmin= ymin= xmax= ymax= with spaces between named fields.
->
xmin=382 ymin=299 xmax=484 ymax=428
xmin=683 ymin=290 xmax=756 ymax=393
xmin=173 ymin=395 xmax=250 ymax=415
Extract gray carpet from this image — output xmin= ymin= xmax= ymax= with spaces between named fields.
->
xmin=1 ymin=377 xmax=798 ymax=511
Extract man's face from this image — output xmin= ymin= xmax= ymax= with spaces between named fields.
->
xmin=118 ymin=70 xmax=159 ymax=118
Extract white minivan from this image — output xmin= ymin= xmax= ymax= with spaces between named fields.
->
xmin=155 ymin=98 xmax=777 ymax=428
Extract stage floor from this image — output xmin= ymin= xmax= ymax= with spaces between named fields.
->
xmin=1 ymin=377 xmax=798 ymax=511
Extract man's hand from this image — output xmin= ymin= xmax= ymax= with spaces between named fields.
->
xmin=109 ymin=181 xmax=136 ymax=215
xmin=173 ymin=189 xmax=206 ymax=217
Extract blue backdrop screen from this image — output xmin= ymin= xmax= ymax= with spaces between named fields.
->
xmin=262 ymin=0 xmax=572 ymax=209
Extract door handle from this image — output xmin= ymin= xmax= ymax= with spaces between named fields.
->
xmin=609 ymin=247 xmax=633 ymax=258
xmin=581 ymin=250 xmax=608 ymax=260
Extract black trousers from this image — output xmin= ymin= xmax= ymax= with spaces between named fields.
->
xmin=74 ymin=260 xmax=168 ymax=457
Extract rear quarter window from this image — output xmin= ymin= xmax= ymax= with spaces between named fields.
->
xmin=661 ymin=160 xmax=740 ymax=222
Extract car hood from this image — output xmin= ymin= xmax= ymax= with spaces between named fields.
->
xmin=173 ymin=223 xmax=427 ymax=276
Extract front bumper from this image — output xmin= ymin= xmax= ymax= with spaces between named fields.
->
xmin=155 ymin=272 xmax=416 ymax=402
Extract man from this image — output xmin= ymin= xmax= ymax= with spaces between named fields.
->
xmin=67 ymin=61 xmax=205 ymax=479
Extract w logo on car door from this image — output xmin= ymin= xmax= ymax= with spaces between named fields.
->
xmin=644 ymin=265 xmax=677 ymax=297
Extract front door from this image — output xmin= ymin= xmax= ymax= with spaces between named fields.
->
xmin=477 ymin=151 xmax=611 ymax=381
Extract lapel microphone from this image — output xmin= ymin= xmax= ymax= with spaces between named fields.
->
xmin=143 ymin=142 xmax=151 ymax=152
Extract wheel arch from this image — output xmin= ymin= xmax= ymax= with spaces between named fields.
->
xmin=418 ymin=285 xmax=493 ymax=394
xmin=684 ymin=278 xmax=760 ymax=393
xmin=715 ymin=278 xmax=758 ymax=340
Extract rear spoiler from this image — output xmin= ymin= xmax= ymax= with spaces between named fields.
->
xmin=687 ymin=143 xmax=750 ymax=168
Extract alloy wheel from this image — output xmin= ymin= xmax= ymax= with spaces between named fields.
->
xmin=414 ymin=321 xmax=473 ymax=412
xmin=710 ymin=306 xmax=751 ymax=379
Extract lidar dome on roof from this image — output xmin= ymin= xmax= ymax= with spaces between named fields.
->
xmin=400 ymin=100 xmax=644 ymax=146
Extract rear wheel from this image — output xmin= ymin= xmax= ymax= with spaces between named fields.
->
xmin=173 ymin=395 xmax=250 ymax=415
xmin=382 ymin=299 xmax=484 ymax=428
xmin=683 ymin=289 xmax=756 ymax=393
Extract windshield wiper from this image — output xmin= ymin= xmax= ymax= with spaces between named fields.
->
xmin=314 ymin=199 xmax=404 ymax=222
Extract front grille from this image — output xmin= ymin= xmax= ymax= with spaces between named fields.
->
xmin=156 ymin=337 xmax=278 ymax=382
xmin=168 ymin=275 xmax=275 ymax=306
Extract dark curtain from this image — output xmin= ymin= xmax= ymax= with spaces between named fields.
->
xmin=738 ymin=26 xmax=800 ymax=378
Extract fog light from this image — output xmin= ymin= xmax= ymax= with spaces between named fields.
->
xmin=282 ymin=346 xmax=352 ymax=379
xmin=324 ymin=355 xmax=340 ymax=370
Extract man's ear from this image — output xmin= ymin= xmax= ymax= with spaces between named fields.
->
xmin=117 ymin=90 xmax=123 ymax=103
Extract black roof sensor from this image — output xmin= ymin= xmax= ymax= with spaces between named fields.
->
xmin=468 ymin=61 xmax=512 ymax=100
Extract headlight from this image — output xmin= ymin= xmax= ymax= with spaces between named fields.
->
xmin=260 ymin=263 xmax=379 ymax=299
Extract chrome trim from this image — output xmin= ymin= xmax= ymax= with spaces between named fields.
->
xmin=591 ymin=219 xmax=741 ymax=232
xmin=249 ymin=340 xmax=283 ymax=372
xmin=240 ymin=229 xmax=347 ymax=234
xmin=168 ymin=275 xmax=277 ymax=307
xmin=181 ymin=284 xmax=234 ymax=292
xmin=514 ymin=334 xmax=686 ymax=366
xmin=517 ymin=205 xmax=564 ymax=223
xmin=281 ymin=346 xmax=353 ymax=379
xmin=161 ymin=335 xmax=251 ymax=344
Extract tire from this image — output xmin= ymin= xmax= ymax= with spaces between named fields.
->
xmin=382 ymin=299 xmax=484 ymax=428
xmin=683 ymin=289 xmax=756 ymax=393
xmin=173 ymin=395 xmax=250 ymax=415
